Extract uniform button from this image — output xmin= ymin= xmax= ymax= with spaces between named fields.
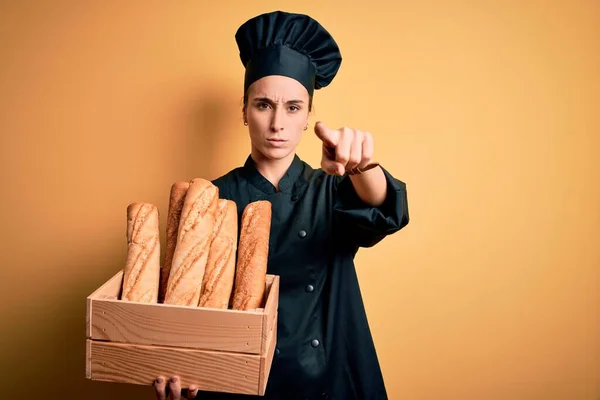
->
xmin=275 ymin=348 xmax=280 ymax=356
xmin=305 ymin=284 xmax=314 ymax=293
xmin=291 ymin=194 xmax=299 ymax=201
xmin=311 ymin=339 xmax=320 ymax=348
xmin=298 ymin=230 xmax=307 ymax=238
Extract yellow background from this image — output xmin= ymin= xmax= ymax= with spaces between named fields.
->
xmin=1 ymin=1 xmax=598 ymax=399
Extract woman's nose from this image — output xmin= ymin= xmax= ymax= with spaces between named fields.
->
xmin=270 ymin=109 xmax=285 ymax=131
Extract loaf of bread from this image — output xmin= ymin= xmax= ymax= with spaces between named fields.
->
xmin=122 ymin=203 xmax=161 ymax=303
xmin=164 ymin=178 xmax=218 ymax=306
xmin=159 ymin=182 xmax=190 ymax=303
xmin=198 ymin=199 xmax=238 ymax=309
xmin=232 ymin=200 xmax=272 ymax=310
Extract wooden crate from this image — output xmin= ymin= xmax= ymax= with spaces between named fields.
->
xmin=86 ymin=269 xmax=279 ymax=396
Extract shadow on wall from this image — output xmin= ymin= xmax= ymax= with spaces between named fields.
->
xmin=184 ymin=82 xmax=246 ymax=182
xmin=0 ymin=85 xmax=241 ymax=400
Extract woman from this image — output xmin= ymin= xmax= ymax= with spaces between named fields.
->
xmin=154 ymin=10 xmax=409 ymax=400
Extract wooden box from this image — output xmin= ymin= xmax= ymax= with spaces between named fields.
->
xmin=86 ymin=269 xmax=279 ymax=396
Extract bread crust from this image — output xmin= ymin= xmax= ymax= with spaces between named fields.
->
xmin=122 ymin=203 xmax=161 ymax=303
xmin=159 ymin=181 xmax=190 ymax=303
xmin=198 ymin=199 xmax=238 ymax=308
xmin=164 ymin=178 xmax=218 ymax=306
xmin=232 ymin=200 xmax=271 ymax=310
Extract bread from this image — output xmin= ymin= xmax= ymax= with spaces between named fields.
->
xmin=232 ymin=200 xmax=272 ymax=310
xmin=122 ymin=203 xmax=161 ymax=303
xmin=159 ymin=182 xmax=190 ymax=303
xmin=198 ymin=199 xmax=238 ymax=309
xmin=164 ymin=178 xmax=218 ymax=306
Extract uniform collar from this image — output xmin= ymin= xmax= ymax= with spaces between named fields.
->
xmin=242 ymin=154 xmax=305 ymax=194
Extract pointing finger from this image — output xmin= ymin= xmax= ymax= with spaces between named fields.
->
xmin=314 ymin=121 xmax=340 ymax=147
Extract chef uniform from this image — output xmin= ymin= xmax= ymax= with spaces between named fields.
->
xmin=198 ymin=11 xmax=410 ymax=400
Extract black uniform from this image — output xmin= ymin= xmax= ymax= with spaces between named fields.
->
xmin=198 ymin=155 xmax=409 ymax=400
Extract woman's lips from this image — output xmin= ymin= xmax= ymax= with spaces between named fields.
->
xmin=266 ymin=138 xmax=287 ymax=147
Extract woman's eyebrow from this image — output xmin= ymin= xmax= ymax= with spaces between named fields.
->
xmin=252 ymin=97 xmax=305 ymax=104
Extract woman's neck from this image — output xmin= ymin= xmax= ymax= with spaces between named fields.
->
xmin=250 ymin=147 xmax=296 ymax=191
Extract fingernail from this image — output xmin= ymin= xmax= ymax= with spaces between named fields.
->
xmin=157 ymin=377 xmax=164 ymax=384
xmin=170 ymin=377 xmax=178 ymax=383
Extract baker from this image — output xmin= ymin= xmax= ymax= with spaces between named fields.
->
xmin=153 ymin=10 xmax=410 ymax=400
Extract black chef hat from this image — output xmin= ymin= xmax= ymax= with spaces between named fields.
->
xmin=235 ymin=10 xmax=342 ymax=97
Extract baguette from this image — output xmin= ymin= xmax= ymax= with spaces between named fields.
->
xmin=122 ymin=203 xmax=160 ymax=303
xmin=198 ymin=199 xmax=238 ymax=309
xmin=232 ymin=200 xmax=272 ymax=310
xmin=164 ymin=178 xmax=218 ymax=306
xmin=159 ymin=181 xmax=190 ymax=303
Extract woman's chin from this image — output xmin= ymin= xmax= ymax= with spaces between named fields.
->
xmin=257 ymin=146 xmax=293 ymax=160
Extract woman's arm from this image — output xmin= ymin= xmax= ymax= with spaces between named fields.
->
xmin=348 ymin=165 xmax=387 ymax=207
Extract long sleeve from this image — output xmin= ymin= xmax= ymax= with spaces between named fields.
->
xmin=333 ymin=165 xmax=409 ymax=248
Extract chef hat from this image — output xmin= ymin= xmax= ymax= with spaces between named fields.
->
xmin=235 ymin=10 xmax=343 ymax=97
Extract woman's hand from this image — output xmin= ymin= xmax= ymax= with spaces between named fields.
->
xmin=153 ymin=376 xmax=199 ymax=400
xmin=314 ymin=121 xmax=387 ymax=206
xmin=314 ymin=121 xmax=375 ymax=176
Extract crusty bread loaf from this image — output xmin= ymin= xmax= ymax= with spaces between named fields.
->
xmin=159 ymin=181 xmax=190 ymax=303
xmin=232 ymin=200 xmax=272 ymax=310
xmin=122 ymin=203 xmax=161 ymax=303
xmin=198 ymin=199 xmax=238 ymax=309
xmin=164 ymin=178 xmax=218 ymax=306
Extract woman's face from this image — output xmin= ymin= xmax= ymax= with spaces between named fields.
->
xmin=244 ymin=75 xmax=310 ymax=161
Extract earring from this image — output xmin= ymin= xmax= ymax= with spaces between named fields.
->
xmin=244 ymin=121 xmax=248 ymax=126
xmin=304 ymin=124 xmax=308 ymax=131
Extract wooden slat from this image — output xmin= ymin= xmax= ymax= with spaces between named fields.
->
xmin=261 ymin=275 xmax=279 ymax=353
xmin=87 ymin=270 xmax=123 ymax=339
xmin=86 ymin=297 xmax=92 ymax=338
xmin=258 ymin=312 xmax=277 ymax=395
xmin=263 ymin=275 xmax=273 ymax=306
xmin=87 ymin=339 xmax=262 ymax=395
xmin=89 ymin=298 xmax=264 ymax=353
xmin=88 ymin=269 xmax=124 ymax=299
xmin=86 ymin=339 xmax=92 ymax=379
